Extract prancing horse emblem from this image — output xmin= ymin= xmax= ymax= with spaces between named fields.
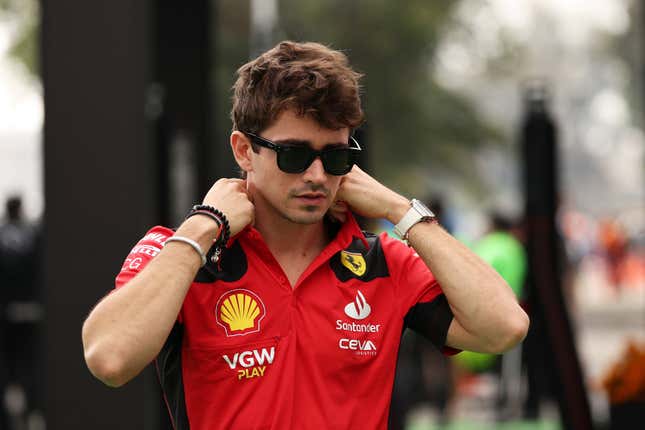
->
xmin=340 ymin=250 xmax=366 ymax=277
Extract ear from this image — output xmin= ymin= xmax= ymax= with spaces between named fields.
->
xmin=230 ymin=131 xmax=254 ymax=173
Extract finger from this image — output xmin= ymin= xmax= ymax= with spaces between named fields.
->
xmin=333 ymin=200 xmax=348 ymax=211
xmin=249 ymin=209 xmax=256 ymax=226
xmin=229 ymin=178 xmax=246 ymax=188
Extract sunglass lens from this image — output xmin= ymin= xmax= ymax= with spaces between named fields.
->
xmin=277 ymin=147 xmax=314 ymax=173
xmin=322 ymin=149 xmax=354 ymax=175
xmin=275 ymin=145 xmax=355 ymax=175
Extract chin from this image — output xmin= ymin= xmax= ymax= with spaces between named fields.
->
xmin=284 ymin=207 xmax=327 ymax=225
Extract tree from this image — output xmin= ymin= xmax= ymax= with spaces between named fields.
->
xmin=6 ymin=0 xmax=501 ymax=198
xmin=277 ymin=0 xmax=500 ymax=196
xmin=0 ymin=0 xmax=38 ymax=77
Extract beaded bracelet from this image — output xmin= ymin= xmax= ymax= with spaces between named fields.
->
xmin=186 ymin=209 xmax=222 ymax=229
xmin=191 ymin=205 xmax=230 ymax=245
xmin=188 ymin=204 xmax=231 ymax=264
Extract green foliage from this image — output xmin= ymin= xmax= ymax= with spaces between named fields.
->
xmin=0 ymin=0 xmax=39 ymax=77
xmin=10 ymin=18 xmax=37 ymax=76
xmin=213 ymin=0 xmax=501 ymax=194
xmin=276 ymin=0 xmax=500 ymax=194
xmin=2 ymin=0 xmax=500 ymax=196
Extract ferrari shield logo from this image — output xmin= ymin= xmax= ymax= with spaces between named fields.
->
xmin=340 ymin=250 xmax=366 ymax=277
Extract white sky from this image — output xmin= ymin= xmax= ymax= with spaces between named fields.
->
xmin=0 ymin=21 xmax=42 ymax=133
xmin=0 ymin=20 xmax=43 ymax=219
xmin=434 ymin=0 xmax=643 ymax=218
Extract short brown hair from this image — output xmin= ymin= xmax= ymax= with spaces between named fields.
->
xmin=231 ymin=41 xmax=364 ymax=134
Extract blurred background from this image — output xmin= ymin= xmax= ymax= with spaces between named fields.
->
xmin=0 ymin=0 xmax=643 ymax=429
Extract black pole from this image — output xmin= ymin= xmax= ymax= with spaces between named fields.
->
xmin=521 ymin=83 xmax=593 ymax=430
xmin=153 ymin=0 xmax=213 ymax=226
xmin=42 ymin=1 xmax=158 ymax=428
xmin=43 ymin=0 xmax=215 ymax=428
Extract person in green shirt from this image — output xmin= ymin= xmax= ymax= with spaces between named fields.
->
xmin=473 ymin=214 xmax=527 ymax=298
xmin=454 ymin=213 xmax=527 ymax=372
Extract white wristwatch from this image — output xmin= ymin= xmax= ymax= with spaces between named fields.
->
xmin=393 ymin=199 xmax=436 ymax=241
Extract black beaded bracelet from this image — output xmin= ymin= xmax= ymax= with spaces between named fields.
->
xmin=186 ymin=209 xmax=222 ymax=228
xmin=189 ymin=204 xmax=231 ymax=252
xmin=213 ymin=210 xmax=230 ymax=246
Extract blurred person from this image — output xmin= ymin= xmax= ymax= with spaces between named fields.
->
xmin=598 ymin=218 xmax=628 ymax=290
xmin=458 ymin=213 xmax=527 ymax=420
xmin=618 ymin=237 xmax=645 ymax=290
xmin=472 ymin=213 xmax=527 ymax=298
xmin=557 ymin=206 xmax=597 ymax=312
xmin=559 ymin=208 xmax=596 ymax=268
xmin=0 ymin=196 xmax=43 ymax=428
xmin=82 ymin=41 xmax=528 ymax=429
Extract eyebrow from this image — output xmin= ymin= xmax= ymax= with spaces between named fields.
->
xmin=271 ymin=138 xmax=348 ymax=149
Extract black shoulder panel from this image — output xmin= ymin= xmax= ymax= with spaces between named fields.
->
xmin=330 ymin=233 xmax=390 ymax=282
xmin=194 ymin=240 xmax=247 ymax=283
xmin=155 ymin=323 xmax=190 ymax=429
xmin=404 ymin=294 xmax=453 ymax=348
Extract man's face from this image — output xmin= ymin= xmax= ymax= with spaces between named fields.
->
xmin=247 ymin=110 xmax=350 ymax=225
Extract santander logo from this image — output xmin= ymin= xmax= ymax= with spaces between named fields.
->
xmin=344 ymin=290 xmax=371 ymax=320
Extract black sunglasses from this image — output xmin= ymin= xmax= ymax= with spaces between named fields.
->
xmin=244 ymin=132 xmax=361 ymax=175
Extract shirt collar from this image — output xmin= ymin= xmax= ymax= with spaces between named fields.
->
xmin=234 ymin=211 xmax=368 ymax=250
xmin=332 ymin=211 xmax=368 ymax=250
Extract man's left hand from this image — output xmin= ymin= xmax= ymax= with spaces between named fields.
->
xmin=334 ymin=165 xmax=410 ymax=224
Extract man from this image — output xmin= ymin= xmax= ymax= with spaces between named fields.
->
xmin=0 ymin=196 xmax=43 ymax=428
xmin=82 ymin=41 xmax=528 ymax=429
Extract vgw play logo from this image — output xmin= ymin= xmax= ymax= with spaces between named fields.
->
xmin=222 ymin=346 xmax=275 ymax=380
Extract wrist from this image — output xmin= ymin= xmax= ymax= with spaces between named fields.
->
xmin=190 ymin=205 xmax=231 ymax=249
xmin=406 ymin=217 xmax=440 ymax=240
xmin=385 ymin=196 xmax=411 ymax=224
xmin=392 ymin=198 xmax=438 ymax=242
xmin=176 ymin=216 xmax=221 ymax=250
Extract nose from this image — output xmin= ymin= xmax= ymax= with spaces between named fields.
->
xmin=302 ymin=157 xmax=326 ymax=183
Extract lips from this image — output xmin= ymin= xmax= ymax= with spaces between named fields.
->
xmin=296 ymin=193 xmax=326 ymax=199
xmin=294 ymin=192 xmax=327 ymax=205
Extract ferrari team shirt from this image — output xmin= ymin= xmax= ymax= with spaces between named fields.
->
xmin=115 ymin=214 xmax=454 ymax=429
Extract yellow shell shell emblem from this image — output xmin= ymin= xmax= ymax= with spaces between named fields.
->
xmin=340 ymin=250 xmax=366 ymax=277
xmin=216 ymin=289 xmax=266 ymax=337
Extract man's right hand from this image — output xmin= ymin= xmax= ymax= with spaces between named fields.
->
xmin=202 ymin=178 xmax=255 ymax=236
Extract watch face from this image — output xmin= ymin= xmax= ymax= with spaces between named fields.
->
xmin=394 ymin=199 xmax=437 ymax=240
xmin=411 ymin=199 xmax=435 ymax=218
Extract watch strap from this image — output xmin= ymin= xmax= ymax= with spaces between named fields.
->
xmin=393 ymin=199 xmax=436 ymax=240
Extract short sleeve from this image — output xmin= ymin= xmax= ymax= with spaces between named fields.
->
xmin=114 ymin=225 xmax=185 ymax=323
xmin=115 ymin=226 xmax=174 ymax=289
xmin=114 ymin=225 xmax=186 ymax=327
xmin=380 ymin=232 xmax=455 ymax=351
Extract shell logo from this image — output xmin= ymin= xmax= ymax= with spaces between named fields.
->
xmin=216 ymin=289 xmax=266 ymax=337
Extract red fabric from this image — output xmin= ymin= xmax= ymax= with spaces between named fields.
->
xmin=115 ymin=225 xmax=173 ymax=289
xmin=114 ymin=214 xmax=447 ymax=429
xmin=115 ymin=226 xmax=182 ymax=321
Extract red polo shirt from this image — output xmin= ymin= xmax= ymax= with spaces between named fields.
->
xmin=115 ymin=214 xmax=453 ymax=429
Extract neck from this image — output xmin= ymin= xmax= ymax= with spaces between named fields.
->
xmin=252 ymin=199 xmax=329 ymax=259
